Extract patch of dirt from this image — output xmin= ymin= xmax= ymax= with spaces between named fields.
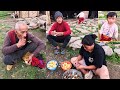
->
xmin=46 ymin=43 xmax=70 ymax=79
xmin=107 ymin=61 xmax=120 ymax=79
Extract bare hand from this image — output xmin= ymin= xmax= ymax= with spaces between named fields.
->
xmin=51 ymin=31 xmax=57 ymax=36
xmin=76 ymin=65 xmax=85 ymax=70
xmin=56 ymin=32 xmax=64 ymax=36
xmin=17 ymin=38 xmax=26 ymax=48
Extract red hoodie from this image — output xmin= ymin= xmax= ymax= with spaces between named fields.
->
xmin=49 ymin=21 xmax=71 ymax=36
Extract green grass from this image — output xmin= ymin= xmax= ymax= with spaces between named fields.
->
xmin=106 ymin=43 xmax=120 ymax=64
xmin=107 ymin=41 xmax=120 ymax=44
xmin=0 ymin=23 xmax=13 ymax=45
xmin=98 ymin=16 xmax=106 ymax=19
xmin=1 ymin=60 xmax=46 ymax=79
xmin=0 ymin=28 xmax=46 ymax=79
xmin=0 ymin=36 xmax=4 ymax=45
xmin=31 ymin=28 xmax=46 ymax=33
xmin=0 ymin=11 xmax=10 ymax=19
xmin=98 ymin=24 xmax=102 ymax=30
xmin=0 ymin=54 xmax=46 ymax=79
xmin=106 ymin=53 xmax=120 ymax=64
xmin=118 ymin=26 xmax=120 ymax=33
xmin=0 ymin=23 xmax=11 ymax=31
xmin=66 ymin=47 xmax=79 ymax=59
xmin=0 ymin=32 xmax=5 ymax=45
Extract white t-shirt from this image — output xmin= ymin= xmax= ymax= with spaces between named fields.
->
xmin=77 ymin=12 xmax=85 ymax=18
xmin=100 ymin=21 xmax=118 ymax=40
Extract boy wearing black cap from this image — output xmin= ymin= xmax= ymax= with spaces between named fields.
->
xmin=47 ymin=11 xmax=71 ymax=55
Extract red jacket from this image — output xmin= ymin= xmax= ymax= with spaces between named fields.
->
xmin=49 ymin=21 xmax=71 ymax=36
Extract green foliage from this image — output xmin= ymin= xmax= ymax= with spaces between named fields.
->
xmin=107 ymin=41 xmax=120 ymax=44
xmin=98 ymin=24 xmax=102 ymax=30
xmin=106 ymin=53 xmax=120 ymax=64
xmin=0 ymin=11 xmax=10 ymax=19
xmin=40 ymin=52 xmax=46 ymax=61
xmin=98 ymin=16 xmax=105 ymax=19
xmin=0 ymin=32 xmax=5 ymax=45
xmin=66 ymin=47 xmax=79 ymax=59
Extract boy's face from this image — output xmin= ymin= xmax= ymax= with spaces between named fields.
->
xmin=56 ymin=17 xmax=63 ymax=24
xmin=107 ymin=16 xmax=117 ymax=24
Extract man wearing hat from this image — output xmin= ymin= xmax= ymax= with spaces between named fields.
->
xmin=47 ymin=11 xmax=71 ymax=55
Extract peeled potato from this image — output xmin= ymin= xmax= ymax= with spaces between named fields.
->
xmin=61 ymin=61 xmax=72 ymax=71
xmin=47 ymin=61 xmax=57 ymax=69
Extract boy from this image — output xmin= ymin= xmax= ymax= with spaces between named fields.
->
xmin=77 ymin=11 xmax=85 ymax=24
xmin=99 ymin=12 xmax=118 ymax=41
xmin=47 ymin=11 xmax=71 ymax=55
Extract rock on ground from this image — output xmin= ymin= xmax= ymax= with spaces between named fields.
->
xmin=102 ymin=46 xmax=113 ymax=56
xmin=114 ymin=48 xmax=120 ymax=57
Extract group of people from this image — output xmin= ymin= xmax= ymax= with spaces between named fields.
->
xmin=2 ymin=11 xmax=118 ymax=79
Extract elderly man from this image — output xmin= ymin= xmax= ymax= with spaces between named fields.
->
xmin=2 ymin=21 xmax=45 ymax=71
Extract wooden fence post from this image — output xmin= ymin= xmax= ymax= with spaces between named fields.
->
xmin=46 ymin=11 xmax=51 ymax=25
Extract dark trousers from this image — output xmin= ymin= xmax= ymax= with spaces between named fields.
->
xmin=3 ymin=42 xmax=37 ymax=65
xmin=47 ymin=35 xmax=71 ymax=48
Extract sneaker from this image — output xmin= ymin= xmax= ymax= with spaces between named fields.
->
xmin=6 ymin=65 xmax=13 ymax=71
xmin=61 ymin=48 xmax=65 ymax=55
xmin=84 ymin=70 xmax=93 ymax=79
xmin=54 ymin=49 xmax=60 ymax=55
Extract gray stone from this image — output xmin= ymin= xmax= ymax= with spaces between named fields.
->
xmin=102 ymin=46 xmax=113 ymax=56
xmin=68 ymin=37 xmax=81 ymax=45
xmin=80 ymin=30 xmax=90 ymax=34
xmin=16 ymin=18 xmax=24 ymax=21
xmin=114 ymin=48 xmax=120 ymax=57
xmin=39 ymin=15 xmax=46 ymax=21
xmin=69 ymin=39 xmax=82 ymax=50
xmin=114 ymin=44 xmax=120 ymax=48
xmin=29 ymin=22 xmax=38 ymax=29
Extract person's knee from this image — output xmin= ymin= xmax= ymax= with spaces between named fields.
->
xmin=100 ymin=72 xmax=110 ymax=79
xmin=66 ymin=35 xmax=71 ymax=40
xmin=47 ymin=35 xmax=50 ymax=39
xmin=100 ymin=68 xmax=110 ymax=79
xmin=96 ymin=66 xmax=110 ymax=79
xmin=47 ymin=35 xmax=52 ymax=40
xmin=3 ymin=55 xmax=13 ymax=65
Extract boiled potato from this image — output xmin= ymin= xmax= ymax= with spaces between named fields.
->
xmin=47 ymin=61 xmax=57 ymax=69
